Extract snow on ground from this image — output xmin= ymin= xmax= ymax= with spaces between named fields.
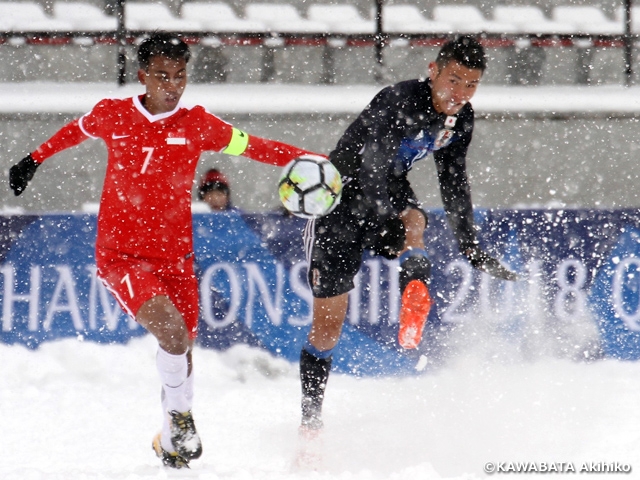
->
xmin=2 ymin=326 xmax=640 ymax=480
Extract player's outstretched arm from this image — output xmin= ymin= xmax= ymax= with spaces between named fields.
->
xmin=435 ymin=150 xmax=518 ymax=281
xmin=9 ymin=154 xmax=39 ymax=196
xmin=243 ymin=134 xmax=324 ymax=167
xmin=202 ymin=114 xmax=324 ymax=165
xmin=8 ymin=118 xmax=89 ymax=196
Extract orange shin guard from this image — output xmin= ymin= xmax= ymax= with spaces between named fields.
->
xmin=398 ymin=280 xmax=433 ymax=349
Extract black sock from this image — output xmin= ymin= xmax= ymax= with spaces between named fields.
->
xmin=300 ymin=348 xmax=332 ymax=428
xmin=399 ymin=255 xmax=432 ymax=293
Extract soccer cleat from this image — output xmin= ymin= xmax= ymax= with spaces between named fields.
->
xmin=168 ymin=410 xmax=202 ymax=460
xmin=152 ymin=433 xmax=190 ymax=469
xmin=398 ymin=280 xmax=433 ymax=349
xmin=294 ymin=424 xmax=324 ymax=471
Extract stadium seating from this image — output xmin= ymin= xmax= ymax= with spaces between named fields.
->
xmin=125 ymin=2 xmax=202 ymax=31
xmin=0 ymin=1 xmax=630 ymax=37
xmin=615 ymin=6 xmax=640 ymax=33
xmin=53 ymin=2 xmax=117 ymax=32
xmin=0 ymin=1 xmax=73 ymax=31
xmin=0 ymin=0 xmax=632 ymax=85
xmin=181 ymin=2 xmax=266 ymax=33
xmin=244 ymin=3 xmax=328 ymax=33
xmin=492 ymin=6 xmax=577 ymax=35
xmin=306 ymin=4 xmax=375 ymax=34
xmin=431 ymin=5 xmax=518 ymax=34
xmin=382 ymin=5 xmax=452 ymax=34
xmin=552 ymin=6 xmax=624 ymax=35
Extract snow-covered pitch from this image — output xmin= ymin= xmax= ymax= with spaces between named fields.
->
xmin=2 ymin=332 xmax=639 ymax=480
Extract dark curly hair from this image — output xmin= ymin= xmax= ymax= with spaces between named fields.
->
xmin=138 ymin=32 xmax=191 ymax=71
xmin=435 ymin=36 xmax=487 ymax=72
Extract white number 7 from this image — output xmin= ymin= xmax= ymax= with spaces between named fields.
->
xmin=141 ymin=147 xmax=154 ymax=174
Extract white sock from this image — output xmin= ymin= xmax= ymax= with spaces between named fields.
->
xmin=185 ymin=371 xmax=194 ymax=408
xmin=161 ymin=372 xmax=194 ymax=410
xmin=156 ymin=347 xmax=189 ymax=411
xmin=160 ymin=372 xmax=195 ymax=453
xmin=156 ymin=348 xmax=189 ymax=452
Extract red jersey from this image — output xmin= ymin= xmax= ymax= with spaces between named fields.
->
xmin=32 ymin=95 xmax=315 ymax=260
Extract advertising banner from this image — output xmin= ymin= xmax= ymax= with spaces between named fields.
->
xmin=2 ymin=210 xmax=640 ymax=375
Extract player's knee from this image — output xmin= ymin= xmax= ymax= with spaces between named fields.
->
xmin=401 ymin=207 xmax=428 ymax=231
xmin=137 ymin=295 xmax=190 ymax=354
xmin=400 ymin=208 xmax=428 ymax=249
xmin=160 ymin=329 xmax=189 ymax=355
xmin=153 ymin=317 xmax=190 ymax=355
xmin=399 ymin=253 xmax=432 ymax=293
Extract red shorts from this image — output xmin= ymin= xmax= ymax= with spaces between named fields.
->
xmin=96 ymin=248 xmax=199 ymax=339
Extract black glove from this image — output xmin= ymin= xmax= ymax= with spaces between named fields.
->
xmin=399 ymin=254 xmax=432 ymax=293
xmin=373 ymin=215 xmax=406 ymax=260
xmin=9 ymin=154 xmax=39 ymax=196
xmin=463 ymin=245 xmax=519 ymax=281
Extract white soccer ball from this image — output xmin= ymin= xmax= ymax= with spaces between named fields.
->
xmin=278 ymin=155 xmax=342 ymax=219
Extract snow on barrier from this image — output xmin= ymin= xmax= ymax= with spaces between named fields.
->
xmin=1 ymin=210 xmax=640 ymax=375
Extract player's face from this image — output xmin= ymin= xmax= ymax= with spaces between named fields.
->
xmin=138 ymin=55 xmax=188 ymax=115
xmin=428 ymin=60 xmax=483 ymax=116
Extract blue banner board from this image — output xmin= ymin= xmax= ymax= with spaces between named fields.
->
xmin=2 ymin=209 xmax=640 ymax=375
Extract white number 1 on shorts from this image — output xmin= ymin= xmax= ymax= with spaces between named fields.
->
xmin=121 ymin=273 xmax=134 ymax=298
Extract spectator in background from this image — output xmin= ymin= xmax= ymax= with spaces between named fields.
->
xmin=198 ymin=168 xmax=234 ymax=211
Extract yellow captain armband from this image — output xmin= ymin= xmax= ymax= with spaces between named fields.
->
xmin=222 ymin=127 xmax=249 ymax=156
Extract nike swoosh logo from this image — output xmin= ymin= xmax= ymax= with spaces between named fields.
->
xmin=112 ymin=134 xmax=130 ymax=139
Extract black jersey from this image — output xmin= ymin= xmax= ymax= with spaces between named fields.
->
xmin=329 ymin=79 xmax=477 ymax=249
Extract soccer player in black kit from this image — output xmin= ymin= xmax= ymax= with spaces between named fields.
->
xmin=299 ymin=36 xmax=518 ymax=434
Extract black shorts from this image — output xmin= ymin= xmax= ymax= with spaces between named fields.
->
xmin=304 ymin=176 xmax=423 ymax=298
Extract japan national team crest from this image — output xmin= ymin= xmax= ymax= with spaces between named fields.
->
xmin=434 ymin=129 xmax=454 ymax=149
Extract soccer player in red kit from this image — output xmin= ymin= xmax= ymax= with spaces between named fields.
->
xmin=9 ymin=33 xmax=319 ymax=469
